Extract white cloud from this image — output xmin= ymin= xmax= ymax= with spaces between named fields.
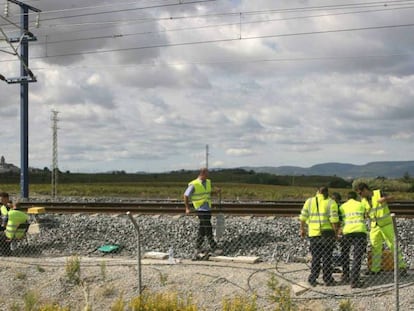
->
xmin=226 ymin=148 xmax=255 ymax=156
xmin=0 ymin=0 xmax=414 ymax=173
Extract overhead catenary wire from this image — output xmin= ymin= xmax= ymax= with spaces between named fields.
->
xmin=1 ymin=0 xmax=414 ymax=32
xmin=6 ymin=3 xmax=411 ymax=49
xmin=24 ymin=52 xmax=413 ymax=72
xmin=0 ymin=0 xmax=413 ymax=74
xmin=9 ymin=0 xmax=187 ymax=16
xmin=1 ymin=20 xmax=413 ymax=64
xmin=0 ymin=0 xmax=214 ymax=66
xmin=4 ymin=0 xmax=414 ymax=22
xmin=0 ymin=1 xmax=411 ymax=55
xmin=0 ymin=0 xmax=217 ymax=26
xmin=1 ymin=0 xmax=413 ymax=49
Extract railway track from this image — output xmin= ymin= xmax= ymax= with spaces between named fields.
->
xmin=16 ymin=200 xmax=414 ymax=217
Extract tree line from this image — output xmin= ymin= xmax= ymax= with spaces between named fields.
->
xmin=0 ymin=168 xmax=352 ymax=188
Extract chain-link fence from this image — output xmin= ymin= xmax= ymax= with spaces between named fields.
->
xmin=0 ymin=212 xmax=413 ymax=310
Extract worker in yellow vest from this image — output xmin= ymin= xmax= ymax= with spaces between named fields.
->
xmin=300 ymin=186 xmax=339 ymax=286
xmin=0 ymin=192 xmax=12 ymax=231
xmin=0 ymin=192 xmax=17 ymax=255
xmin=184 ymin=168 xmax=222 ymax=259
xmin=5 ymin=209 xmax=29 ymax=240
xmin=356 ymin=182 xmax=407 ymax=276
xmin=339 ymin=191 xmax=367 ymax=288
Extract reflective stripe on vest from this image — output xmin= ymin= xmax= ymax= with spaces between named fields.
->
xmin=189 ymin=179 xmax=211 ymax=209
xmin=5 ymin=210 xmax=29 ymax=239
xmin=340 ymin=199 xmax=367 ymax=234
xmin=299 ymin=194 xmax=338 ymax=237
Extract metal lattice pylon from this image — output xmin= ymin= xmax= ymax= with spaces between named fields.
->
xmin=51 ymin=110 xmax=60 ymax=198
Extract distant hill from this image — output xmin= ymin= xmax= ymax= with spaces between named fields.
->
xmin=241 ymin=161 xmax=414 ymax=179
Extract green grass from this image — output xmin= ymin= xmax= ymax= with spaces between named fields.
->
xmin=3 ymin=182 xmax=414 ymax=201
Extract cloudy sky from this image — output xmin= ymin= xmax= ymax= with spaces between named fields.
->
xmin=0 ymin=0 xmax=413 ymax=173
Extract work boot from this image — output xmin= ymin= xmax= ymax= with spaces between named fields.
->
xmin=365 ymin=270 xmax=381 ymax=276
xmin=340 ymin=275 xmax=350 ymax=284
xmin=351 ymin=280 xmax=365 ymax=288
xmin=325 ymin=279 xmax=337 ymax=287
xmin=212 ymin=248 xmax=223 ymax=256
xmin=192 ymin=249 xmax=202 ymax=261
xmin=399 ymin=269 xmax=408 ymax=277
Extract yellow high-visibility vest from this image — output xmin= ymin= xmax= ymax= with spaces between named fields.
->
xmin=5 ymin=209 xmax=29 ymax=239
xmin=299 ymin=194 xmax=339 ymax=237
xmin=362 ymin=189 xmax=392 ymax=228
xmin=189 ymin=179 xmax=211 ymax=209
xmin=340 ymin=198 xmax=367 ymax=234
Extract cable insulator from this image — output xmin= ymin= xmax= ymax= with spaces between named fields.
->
xmin=35 ymin=13 xmax=40 ymax=28
xmin=4 ymin=1 xmax=9 ymax=17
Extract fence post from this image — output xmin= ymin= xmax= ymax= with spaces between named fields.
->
xmin=126 ymin=211 xmax=142 ymax=294
xmin=391 ymin=213 xmax=399 ymax=311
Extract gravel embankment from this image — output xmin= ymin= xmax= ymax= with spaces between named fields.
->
xmin=4 ymin=197 xmax=414 ymax=311
xmin=23 ymin=209 xmax=414 ymax=265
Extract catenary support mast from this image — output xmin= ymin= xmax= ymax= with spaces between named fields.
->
xmin=51 ymin=110 xmax=59 ymax=198
xmin=7 ymin=0 xmax=41 ymax=198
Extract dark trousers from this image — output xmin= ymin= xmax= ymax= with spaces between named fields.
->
xmin=0 ymin=233 xmax=11 ymax=256
xmin=196 ymin=211 xmax=217 ymax=251
xmin=309 ymin=236 xmax=335 ymax=283
xmin=341 ymin=233 xmax=367 ymax=284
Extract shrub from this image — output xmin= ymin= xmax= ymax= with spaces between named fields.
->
xmin=23 ymin=290 xmax=39 ymax=311
xmin=129 ymin=291 xmax=198 ymax=311
xmin=222 ymin=294 xmax=258 ymax=311
xmin=352 ymin=178 xmax=412 ymax=192
xmin=65 ymin=255 xmax=81 ymax=285
xmin=266 ymin=273 xmax=297 ymax=311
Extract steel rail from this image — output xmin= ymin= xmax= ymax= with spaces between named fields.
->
xmin=16 ymin=200 xmax=414 ymax=217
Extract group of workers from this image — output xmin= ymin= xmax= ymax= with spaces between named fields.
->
xmin=0 ymin=192 xmax=29 ymax=255
xmin=0 ymin=168 xmax=408 ymax=277
xmin=299 ymin=183 xmax=407 ymax=288
xmin=183 ymin=168 xmax=408 ymax=280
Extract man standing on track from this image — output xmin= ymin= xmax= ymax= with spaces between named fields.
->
xmin=184 ymin=168 xmax=222 ymax=259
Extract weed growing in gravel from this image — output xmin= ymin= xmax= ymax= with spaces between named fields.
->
xmin=65 ymin=255 xmax=81 ymax=285
xmin=15 ymin=271 xmax=27 ymax=280
xmin=37 ymin=305 xmax=70 ymax=311
xmin=100 ymin=261 xmax=107 ymax=281
xmin=111 ymin=294 xmax=126 ymax=311
xmin=222 ymin=294 xmax=259 ymax=311
xmin=81 ymin=283 xmax=92 ymax=311
xmin=36 ymin=265 xmax=46 ymax=273
xmin=23 ymin=290 xmax=39 ymax=311
xmin=266 ymin=273 xmax=297 ymax=310
xmin=12 ymin=289 xmax=362 ymax=310
xmin=339 ymin=299 xmax=356 ymax=311
xmin=100 ymin=283 xmax=117 ymax=298
xmin=64 ymin=255 xmax=93 ymax=311
xmin=159 ymin=271 xmax=168 ymax=286
xmin=129 ymin=291 xmax=198 ymax=311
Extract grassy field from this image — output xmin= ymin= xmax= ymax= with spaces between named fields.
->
xmin=2 ymin=182 xmax=414 ymax=201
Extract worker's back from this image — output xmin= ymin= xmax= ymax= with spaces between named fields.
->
xmin=5 ymin=209 xmax=29 ymax=239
